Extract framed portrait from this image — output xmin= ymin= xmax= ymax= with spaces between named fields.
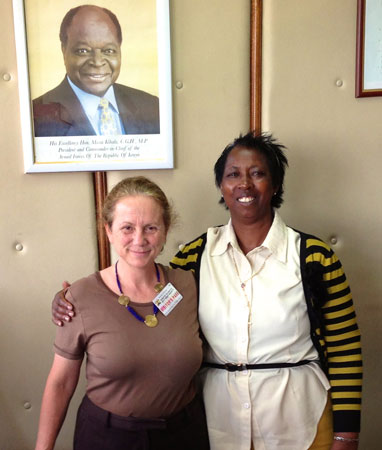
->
xmin=13 ymin=0 xmax=173 ymax=172
xmin=355 ymin=0 xmax=382 ymax=98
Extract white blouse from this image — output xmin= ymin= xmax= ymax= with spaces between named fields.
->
xmin=199 ymin=212 xmax=330 ymax=450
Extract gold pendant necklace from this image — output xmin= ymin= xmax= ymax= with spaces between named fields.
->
xmin=144 ymin=314 xmax=158 ymax=327
xmin=115 ymin=261 xmax=164 ymax=327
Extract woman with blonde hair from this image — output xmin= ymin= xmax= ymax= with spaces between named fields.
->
xmin=36 ymin=176 xmax=210 ymax=450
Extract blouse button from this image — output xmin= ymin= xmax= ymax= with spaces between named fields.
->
xmin=243 ymin=402 xmax=250 ymax=409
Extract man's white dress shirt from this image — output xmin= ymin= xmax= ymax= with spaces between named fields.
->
xmin=68 ymin=76 xmax=124 ymax=135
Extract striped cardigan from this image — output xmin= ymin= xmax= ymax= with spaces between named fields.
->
xmin=170 ymin=228 xmax=362 ymax=432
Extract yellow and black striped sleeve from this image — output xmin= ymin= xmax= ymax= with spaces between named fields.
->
xmin=170 ymin=233 xmax=207 ymax=281
xmin=304 ymin=236 xmax=362 ymax=432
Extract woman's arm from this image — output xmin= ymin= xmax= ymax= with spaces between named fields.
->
xmin=35 ymin=354 xmax=82 ymax=450
xmin=301 ymin=234 xmax=362 ymax=433
xmin=331 ymin=433 xmax=359 ymax=450
xmin=52 ymin=282 xmax=74 ymax=326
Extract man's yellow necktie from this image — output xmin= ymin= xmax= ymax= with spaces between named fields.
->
xmin=99 ymin=98 xmax=118 ymax=135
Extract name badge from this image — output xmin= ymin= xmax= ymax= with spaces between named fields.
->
xmin=153 ymin=283 xmax=183 ymax=316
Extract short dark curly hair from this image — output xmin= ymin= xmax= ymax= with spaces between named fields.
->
xmin=59 ymin=5 xmax=122 ymax=47
xmin=214 ymin=132 xmax=288 ymax=209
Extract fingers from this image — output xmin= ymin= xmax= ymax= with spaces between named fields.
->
xmin=59 ymin=291 xmax=74 ymax=311
xmin=52 ymin=317 xmax=63 ymax=327
xmin=62 ymin=280 xmax=71 ymax=290
xmin=52 ymin=288 xmax=75 ymax=326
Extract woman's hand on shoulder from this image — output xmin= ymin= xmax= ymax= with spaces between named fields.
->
xmin=52 ymin=281 xmax=75 ymax=326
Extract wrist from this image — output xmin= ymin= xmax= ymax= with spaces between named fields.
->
xmin=333 ymin=434 xmax=359 ymax=443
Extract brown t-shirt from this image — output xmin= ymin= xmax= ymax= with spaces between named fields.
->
xmin=54 ymin=265 xmax=203 ymax=418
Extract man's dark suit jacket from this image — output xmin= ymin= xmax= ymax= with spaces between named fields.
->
xmin=32 ymin=78 xmax=160 ymax=137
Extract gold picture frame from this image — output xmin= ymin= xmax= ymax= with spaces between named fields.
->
xmin=13 ymin=0 xmax=174 ymax=172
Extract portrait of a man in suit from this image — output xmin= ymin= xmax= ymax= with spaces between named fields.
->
xmin=32 ymin=5 xmax=160 ymax=137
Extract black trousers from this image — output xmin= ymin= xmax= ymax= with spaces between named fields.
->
xmin=73 ymin=395 xmax=210 ymax=450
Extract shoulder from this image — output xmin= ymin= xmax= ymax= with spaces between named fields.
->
xmin=32 ymin=79 xmax=75 ymax=128
xmin=205 ymin=224 xmax=228 ymax=244
xmin=180 ymin=225 xmax=226 ymax=251
xmin=114 ymin=83 xmax=159 ymax=105
xmin=33 ymin=79 xmax=69 ymax=106
xmin=181 ymin=231 xmax=209 ymax=252
xmin=33 ymin=86 xmax=62 ymax=117
xmin=169 ymin=231 xmax=208 ymax=270
xmin=295 ymin=229 xmax=333 ymax=261
xmin=164 ymin=264 xmax=196 ymax=286
xmin=292 ymin=229 xmax=345 ymax=288
xmin=67 ymin=272 xmax=102 ymax=302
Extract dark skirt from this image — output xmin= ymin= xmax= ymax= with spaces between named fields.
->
xmin=73 ymin=394 xmax=210 ymax=450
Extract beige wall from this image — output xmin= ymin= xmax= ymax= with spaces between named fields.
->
xmin=0 ymin=0 xmax=380 ymax=449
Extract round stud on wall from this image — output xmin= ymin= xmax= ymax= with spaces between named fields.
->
xmin=329 ymin=236 xmax=338 ymax=245
xmin=175 ymin=81 xmax=183 ymax=89
xmin=335 ymin=79 xmax=343 ymax=87
xmin=2 ymin=73 xmax=12 ymax=82
xmin=15 ymin=243 xmax=24 ymax=251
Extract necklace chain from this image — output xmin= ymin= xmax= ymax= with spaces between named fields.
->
xmin=115 ymin=261 xmax=164 ymax=327
xmin=231 ymin=249 xmax=270 ymax=327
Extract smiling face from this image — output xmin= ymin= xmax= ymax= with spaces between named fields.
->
xmin=220 ymin=146 xmax=276 ymax=225
xmin=62 ymin=6 xmax=121 ymax=97
xmin=105 ymin=195 xmax=167 ymax=270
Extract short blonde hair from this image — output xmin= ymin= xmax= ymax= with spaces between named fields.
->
xmin=102 ymin=176 xmax=176 ymax=231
